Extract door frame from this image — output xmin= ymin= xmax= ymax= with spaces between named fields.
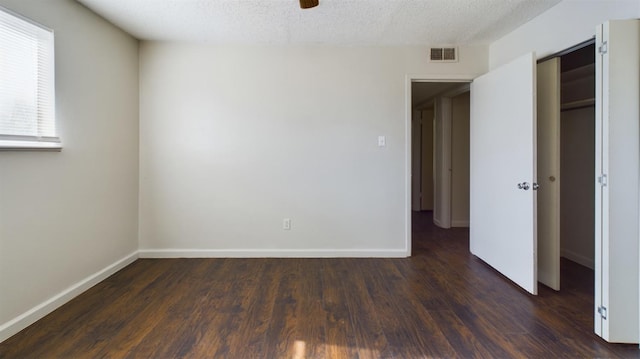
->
xmin=404 ymin=74 xmax=476 ymax=255
xmin=594 ymin=20 xmax=640 ymax=343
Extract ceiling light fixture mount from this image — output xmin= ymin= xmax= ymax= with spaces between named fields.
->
xmin=299 ymin=0 xmax=319 ymax=9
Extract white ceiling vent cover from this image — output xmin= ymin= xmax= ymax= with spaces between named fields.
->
xmin=429 ymin=47 xmax=458 ymax=63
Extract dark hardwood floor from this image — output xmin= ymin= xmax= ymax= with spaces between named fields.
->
xmin=1 ymin=211 xmax=639 ymax=358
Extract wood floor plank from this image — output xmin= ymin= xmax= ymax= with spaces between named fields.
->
xmin=448 ymin=301 xmax=525 ymax=358
xmin=262 ymin=258 xmax=301 ymax=359
xmin=503 ymin=333 xmax=556 ymax=358
xmin=292 ymin=259 xmax=327 ymax=359
xmin=206 ymin=259 xmax=270 ymax=358
xmin=122 ymin=258 xmax=237 ymax=358
xmin=93 ymin=259 xmax=226 ymax=358
xmin=358 ymin=258 xmax=455 ymax=358
xmin=427 ymin=309 xmax=495 ymax=358
xmin=338 ymin=258 xmax=395 ymax=359
xmin=222 ymin=259 xmax=282 ymax=358
xmin=164 ymin=259 xmax=265 ymax=358
xmin=385 ymin=259 xmax=459 ymax=358
xmin=321 ymin=259 xmax=359 ymax=359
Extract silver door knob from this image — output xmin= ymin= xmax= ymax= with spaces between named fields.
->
xmin=517 ymin=182 xmax=530 ymax=190
xmin=532 ymin=183 xmax=540 ymax=190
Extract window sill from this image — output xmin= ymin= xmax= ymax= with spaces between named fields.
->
xmin=0 ymin=140 xmax=62 ymax=151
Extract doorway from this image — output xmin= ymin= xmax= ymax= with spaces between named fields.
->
xmin=536 ymin=42 xmax=597 ymax=291
xmin=410 ymin=81 xmax=471 ymax=232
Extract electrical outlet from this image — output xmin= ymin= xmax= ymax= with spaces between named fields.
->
xmin=283 ymin=218 xmax=291 ymax=230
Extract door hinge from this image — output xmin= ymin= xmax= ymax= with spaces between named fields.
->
xmin=597 ymin=306 xmax=607 ymax=320
xmin=598 ymin=174 xmax=608 ymax=187
xmin=598 ymin=41 xmax=608 ymax=55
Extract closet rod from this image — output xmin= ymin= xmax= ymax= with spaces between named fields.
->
xmin=561 ymin=98 xmax=596 ymax=112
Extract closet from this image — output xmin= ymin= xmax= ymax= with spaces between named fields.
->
xmin=537 ymin=42 xmax=596 ymax=291
xmin=559 ymin=44 xmax=596 ymax=270
xmin=536 ymin=21 xmax=639 ymax=342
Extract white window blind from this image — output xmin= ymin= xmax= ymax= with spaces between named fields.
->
xmin=0 ymin=6 xmax=58 ymax=149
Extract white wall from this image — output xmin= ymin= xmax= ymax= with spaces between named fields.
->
xmin=420 ymin=108 xmax=434 ymax=211
xmin=451 ymin=92 xmax=470 ymax=227
xmin=411 ymin=110 xmax=421 ymax=211
xmin=0 ymin=0 xmax=139 ymax=341
xmin=433 ymin=96 xmax=452 ymax=229
xmin=139 ymin=42 xmax=487 ymax=256
xmin=490 ymin=0 xmax=640 ymax=69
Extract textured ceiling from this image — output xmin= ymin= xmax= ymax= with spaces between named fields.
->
xmin=77 ymin=0 xmax=562 ymax=45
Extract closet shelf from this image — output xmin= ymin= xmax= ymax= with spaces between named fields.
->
xmin=561 ymin=98 xmax=595 ymax=111
xmin=561 ymin=63 xmax=595 ymax=83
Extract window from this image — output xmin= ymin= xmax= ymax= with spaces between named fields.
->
xmin=0 ymin=6 xmax=59 ymax=150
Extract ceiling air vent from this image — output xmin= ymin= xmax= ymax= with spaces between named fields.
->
xmin=429 ymin=47 xmax=458 ymax=63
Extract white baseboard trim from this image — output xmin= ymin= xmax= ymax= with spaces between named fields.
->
xmin=139 ymin=248 xmax=409 ymax=258
xmin=0 ymin=251 xmax=138 ymax=343
xmin=561 ymin=248 xmax=594 ymax=270
xmin=451 ymin=219 xmax=469 ymax=228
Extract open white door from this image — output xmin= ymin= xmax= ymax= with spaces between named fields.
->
xmin=470 ymin=52 xmax=537 ymax=295
xmin=595 ymin=19 xmax=640 ymax=343
xmin=536 ymin=58 xmax=561 ymax=291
